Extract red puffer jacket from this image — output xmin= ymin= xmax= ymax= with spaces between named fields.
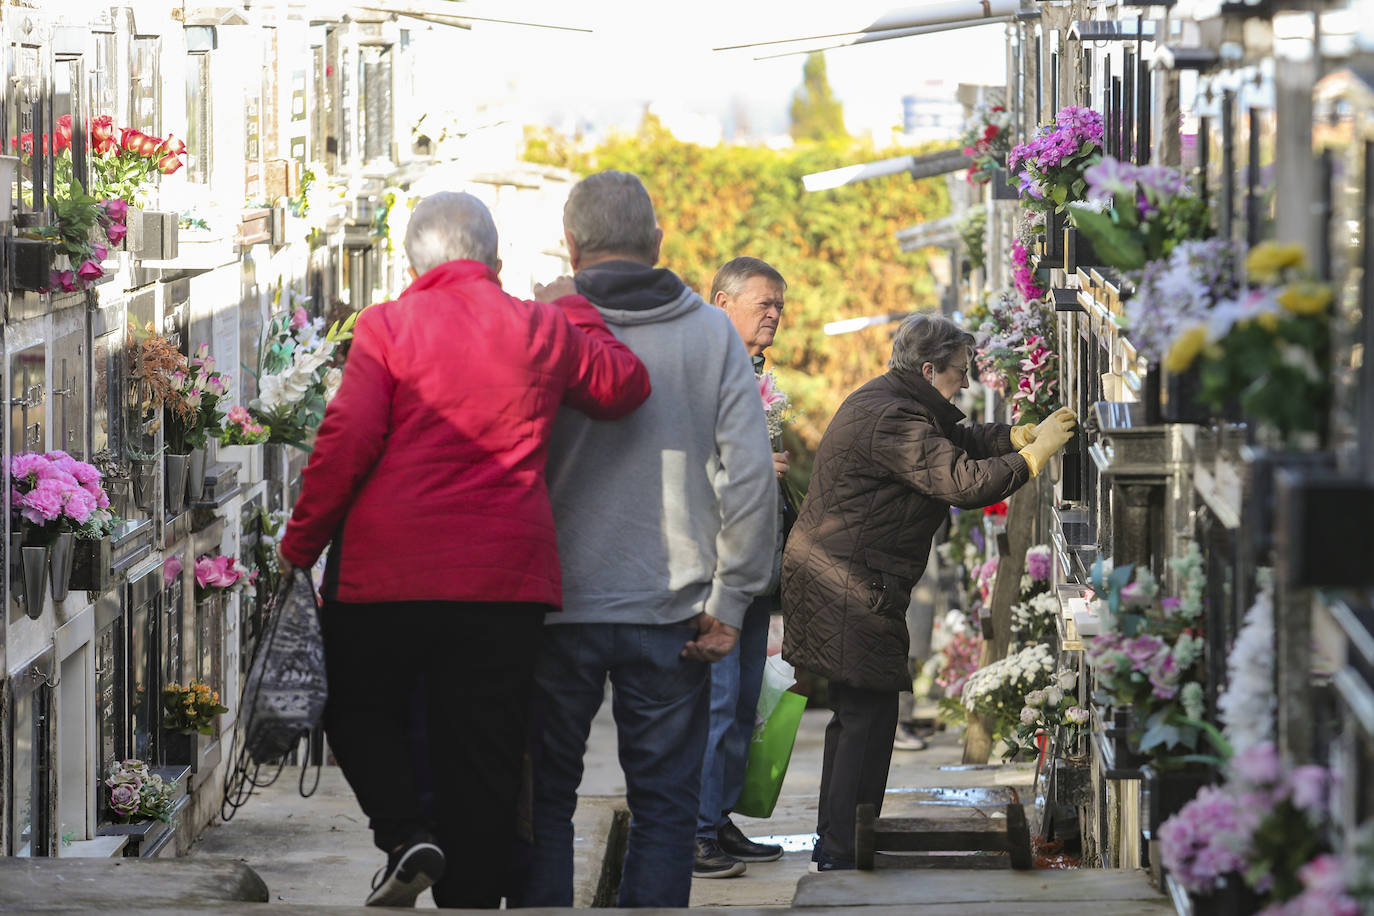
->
xmin=280 ymin=259 xmax=651 ymax=608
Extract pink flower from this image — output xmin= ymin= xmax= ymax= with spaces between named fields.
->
xmin=1230 ymin=741 xmax=1282 ymax=789
xmin=77 ymin=259 xmax=104 ymax=282
xmin=102 ymin=198 xmax=129 ymax=221
xmin=227 ymin=405 xmax=251 ymax=423
xmin=68 ymin=461 xmax=102 ymax=485
xmin=91 ymin=243 xmax=108 ymax=261
xmin=109 ymin=783 xmax=140 ymax=816
xmin=57 ymin=270 xmax=78 ymax=292
xmin=163 ymin=555 xmax=183 ymax=586
xmin=1287 ymin=765 xmax=1328 ymax=814
xmin=292 ymin=307 xmax=309 ymax=330
xmin=19 ymin=485 xmax=64 ymax=524
xmin=106 ymin=221 xmax=127 ymax=244
xmin=10 ymin=452 xmax=47 ymax=480
xmin=758 ymin=373 xmax=787 ymax=411
xmin=62 ymin=486 xmax=96 ymax=525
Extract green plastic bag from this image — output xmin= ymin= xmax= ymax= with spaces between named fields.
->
xmin=734 ymin=690 xmax=807 ymax=818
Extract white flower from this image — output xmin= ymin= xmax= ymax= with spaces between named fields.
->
xmin=1065 ymin=706 xmax=1090 ymax=725
xmin=1056 ymin=669 xmax=1077 ymax=691
xmin=1019 ymin=706 xmax=1038 ymax=725
xmin=1181 ymin=681 xmax=1205 ymax=721
xmin=1043 ymin=686 xmax=1064 ymax=707
xmin=1025 ymin=689 xmax=1046 ymax=708
xmin=1218 ymin=571 xmax=1276 ymax=755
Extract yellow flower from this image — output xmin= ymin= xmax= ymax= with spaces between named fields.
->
xmin=1246 ymin=242 xmax=1307 ymax=283
xmin=1276 ymin=282 xmax=1331 ymax=316
xmin=1254 ymin=312 xmax=1280 ymax=332
xmin=1165 ymin=326 xmax=1210 ymax=373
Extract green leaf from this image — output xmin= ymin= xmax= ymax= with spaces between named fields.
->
xmin=1065 ymin=204 xmax=1146 ymax=270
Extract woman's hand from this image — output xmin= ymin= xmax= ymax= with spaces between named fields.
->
xmin=1033 ymin=407 xmax=1077 ymax=444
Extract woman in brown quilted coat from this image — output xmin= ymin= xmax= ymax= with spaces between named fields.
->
xmin=781 ymin=313 xmax=1076 ymax=871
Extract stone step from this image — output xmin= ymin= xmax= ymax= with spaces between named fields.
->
xmin=0 ymin=857 xmax=267 ymax=912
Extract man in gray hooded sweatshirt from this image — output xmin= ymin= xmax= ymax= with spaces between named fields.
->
xmin=517 ymin=170 xmax=778 ymax=909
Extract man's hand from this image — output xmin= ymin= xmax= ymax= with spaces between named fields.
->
xmin=682 ymin=612 xmax=739 ymax=663
xmin=773 ymin=450 xmax=790 ymax=479
xmin=533 ymin=276 xmax=577 ymax=302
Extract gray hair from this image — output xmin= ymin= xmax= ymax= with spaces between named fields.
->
xmin=404 ymin=191 xmax=499 ymax=274
xmin=563 ymin=170 xmax=658 ymax=262
xmin=889 ymin=313 xmax=975 ymax=374
xmin=710 ymin=257 xmax=787 ymax=302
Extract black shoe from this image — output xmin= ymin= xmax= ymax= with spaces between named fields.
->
xmin=693 ymin=837 xmax=746 ymax=878
xmin=808 ymin=848 xmax=855 ymax=873
xmin=365 ymin=838 xmax=445 ymax=906
xmin=718 ymin=818 xmax=783 ymax=862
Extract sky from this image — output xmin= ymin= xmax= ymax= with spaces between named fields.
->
xmin=426 ymin=1 xmax=1010 ymax=141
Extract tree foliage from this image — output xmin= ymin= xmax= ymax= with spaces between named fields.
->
xmin=789 ymin=52 xmax=849 ymax=143
xmin=523 ymin=119 xmax=951 ymax=481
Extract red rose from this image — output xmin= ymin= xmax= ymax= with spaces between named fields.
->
xmin=54 ymin=114 xmax=72 ymax=154
xmin=90 ymin=115 xmax=117 ymax=155
xmin=984 ymin=124 xmax=999 ymax=140
xmin=159 ymin=134 xmax=187 ymax=157
xmin=119 ymin=127 xmax=144 ymax=151
xmin=157 ymin=151 xmax=184 ymax=175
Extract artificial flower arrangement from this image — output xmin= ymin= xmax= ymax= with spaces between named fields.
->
xmin=960 ymin=641 xmax=1056 ymax=744
xmin=219 ymin=405 xmax=271 ymax=446
xmin=1084 ymin=543 xmax=1212 ymax=762
xmin=1121 ymin=237 xmax=1245 ymax=363
xmin=757 ymin=368 xmax=807 ymax=525
xmin=1165 ymin=241 xmax=1334 ymax=444
xmin=972 ymin=289 xmax=1061 ymax=424
xmin=105 ymin=758 xmax=178 ymax=823
xmin=1159 ymin=741 xmax=1345 ymax=910
xmin=1065 ymin=156 xmax=1211 ymax=273
xmin=193 ymin=553 xmax=252 ymax=602
xmin=932 ymin=609 xmax=985 ymax=728
xmin=1006 ymin=106 xmax=1104 ymax=212
xmin=86 ymin=115 xmax=187 ymax=205
xmin=960 ymin=100 xmax=1013 ymax=185
xmin=1005 ymin=668 xmax=1089 ymax=762
xmin=250 ymin=306 xmax=357 ymax=450
xmin=161 ymin=680 xmax=229 ymax=736
xmin=163 ymin=344 xmax=230 ymax=455
xmin=128 ymin=322 xmax=191 ymax=439
xmin=1010 ymin=545 xmax=1058 ymax=646
xmin=10 ymin=451 xmax=116 ymax=545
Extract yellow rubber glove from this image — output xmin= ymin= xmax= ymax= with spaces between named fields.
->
xmin=1010 ymin=424 xmax=1036 ymax=449
xmin=1017 ymin=409 xmax=1077 ymax=477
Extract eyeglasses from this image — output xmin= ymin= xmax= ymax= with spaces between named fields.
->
xmin=946 ymin=363 xmax=969 ymax=379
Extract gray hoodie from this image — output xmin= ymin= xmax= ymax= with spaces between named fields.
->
xmin=544 ymin=263 xmax=778 ymax=630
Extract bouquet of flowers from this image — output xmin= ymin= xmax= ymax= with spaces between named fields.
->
xmin=250 ymin=306 xmax=357 ymax=450
xmin=758 ymin=370 xmax=790 ymax=447
xmin=960 ymin=101 xmax=1013 ymax=185
xmin=960 ymin=642 xmax=1056 ymax=741
xmin=1085 ymin=543 xmax=1212 ymax=759
xmin=1165 ymin=242 xmax=1334 ymax=443
xmin=1161 ymin=742 xmax=1336 ymax=905
xmin=1123 ymin=237 xmax=1245 ymax=363
xmin=26 ymin=181 xmax=127 ymax=293
xmin=1065 ymin=156 xmax=1212 ymax=273
xmin=193 ymin=553 xmax=251 ymax=601
xmin=219 ymin=405 xmax=271 ymax=445
xmin=87 ymin=115 xmax=187 ymax=206
xmin=973 ymin=290 xmax=1060 ymax=424
xmin=1006 ymin=106 xmax=1104 ymax=212
xmin=10 ymin=451 xmax=116 ymax=545
xmin=129 ymin=323 xmax=192 ymax=437
xmin=105 ymin=758 xmax=178 ymax=823
xmin=163 ymin=344 xmax=230 ymax=454
xmin=162 ymin=680 xmax=229 ymax=735
xmin=1005 ymin=668 xmax=1088 ymax=761
xmin=932 ymin=609 xmax=984 ymax=726
xmin=1010 ymin=544 xmax=1057 ymax=645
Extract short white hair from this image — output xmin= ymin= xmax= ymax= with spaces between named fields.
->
xmin=404 ymin=191 xmax=499 ymax=274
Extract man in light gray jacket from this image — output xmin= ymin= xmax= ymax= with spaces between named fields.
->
xmin=516 ymin=171 xmax=778 ymax=909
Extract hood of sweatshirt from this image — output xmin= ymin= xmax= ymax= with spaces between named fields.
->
xmin=574 ymin=260 xmax=702 ymax=325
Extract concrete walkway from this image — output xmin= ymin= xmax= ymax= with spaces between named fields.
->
xmin=164 ymin=696 xmax=1172 ymax=913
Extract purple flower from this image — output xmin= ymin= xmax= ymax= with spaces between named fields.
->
xmin=109 ymin=783 xmax=140 ymax=815
xmin=1230 ymin=741 xmax=1282 ymax=789
xmin=1149 ymin=653 xmax=1180 ymax=700
xmin=1026 ymin=546 xmax=1053 ymax=582
xmin=1287 ymin=765 xmax=1328 ymax=814
xmin=1159 ymin=785 xmax=1259 ymax=893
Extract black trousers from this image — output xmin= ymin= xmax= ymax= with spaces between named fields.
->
xmin=816 ymin=682 xmax=899 ymax=862
xmin=320 ymin=599 xmax=546 ymax=908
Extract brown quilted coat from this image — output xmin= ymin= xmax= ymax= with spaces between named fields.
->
xmin=781 ymin=368 xmax=1031 ymax=692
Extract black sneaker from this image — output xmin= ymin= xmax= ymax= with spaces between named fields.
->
xmin=808 ymin=847 xmax=855 ymax=873
xmin=365 ymin=839 xmax=445 ymax=907
xmin=693 ymin=837 xmax=746 ymax=878
xmin=718 ymin=818 xmax=783 ymax=862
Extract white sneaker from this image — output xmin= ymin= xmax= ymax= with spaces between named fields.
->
xmin=893 ymin=723 xmax=928 ymax=751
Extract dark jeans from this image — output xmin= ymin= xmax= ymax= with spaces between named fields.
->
xmin=816 ymin=682 xmax=899 ymax=862
xmin=697 ymin=596 xmax=772 ymax=838
xmin=321 ymin=599 xmax=547 ymax=908
xmin=515 ymin=620 xmax=709 ymax=909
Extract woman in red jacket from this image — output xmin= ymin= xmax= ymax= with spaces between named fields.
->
xmin=278 ymin=191 xmax=650 ymax=909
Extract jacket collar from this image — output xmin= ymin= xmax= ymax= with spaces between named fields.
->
xmin=889 ymin=367 xmax=966 ymax=431
xmin=404 ymin=259 xmax=499 ymax=295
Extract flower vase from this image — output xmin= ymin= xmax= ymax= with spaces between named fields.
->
xmin=49 ymin=532 xmax=75 ymax=603
xmin=130 ymin=460 xmax=157 ymax=512
xmin=1160 ymin=363 xmax=1212 ymax=424
xmin=21 ymin=544 xmax=49 ymax=619
xmin=69 ymin=536 xmax=113 ymax=592
xmin=164 ymin=454 xmax=190 ymax=515
xmin=186 ymin=448 xmax=207 ymax=503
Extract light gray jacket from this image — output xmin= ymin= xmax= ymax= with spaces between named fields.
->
xmin=544 ymin=282 xmax=778 ymax=630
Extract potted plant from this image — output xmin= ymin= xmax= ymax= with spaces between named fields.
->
xmin=217 ymin=405 xmax=271 ymax=485
xmin=86 ymin=116 xmax=186 ymax=261
xmin=1006 ymin=106 xmax=1103 ymax=214
xmin=128 ymin=324 xmax=193 ymax=513
xmin=160 ymin=680 xmax=228 ymax=768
